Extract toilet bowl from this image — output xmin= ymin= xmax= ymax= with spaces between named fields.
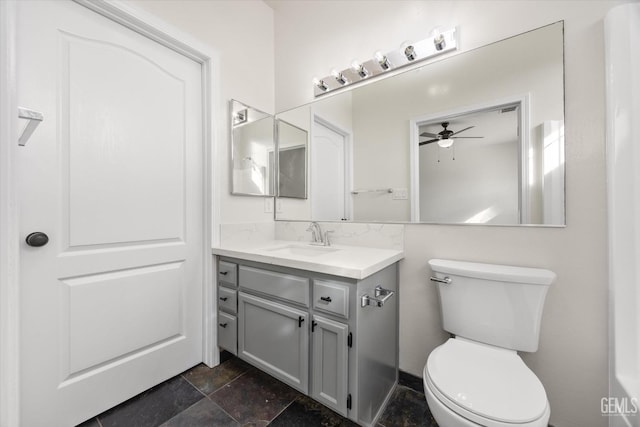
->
xmin=423 ymin=338 xmax=550 ymax=427
xmin=425 ymin=259 xmax=555 ymax=427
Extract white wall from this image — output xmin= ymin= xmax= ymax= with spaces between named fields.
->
xmin=419 ymin=140 xmax=519 ymax=224
xmin=270 ymin=1 xmax=627 ymax=426
xmin=130 ymin=0 xmax=275 ymax=225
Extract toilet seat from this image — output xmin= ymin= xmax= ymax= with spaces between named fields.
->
xmin=425 ymin=338 xmax=549 ymax=426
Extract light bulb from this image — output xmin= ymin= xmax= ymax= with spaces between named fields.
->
xmin=437 ymin=139 xmax=454 ymax=148
xmin=374 ymin=51 xmax=391 ymax=70
xmin=351 ymin=61 xmax=368 ymax=78
xmin=312 ymin=77 xmax=328 ymax=91
xmin=433 ymin=29 xmax=446 ymax=51
xmin=331 ymin=69 xmax=347 ymax=85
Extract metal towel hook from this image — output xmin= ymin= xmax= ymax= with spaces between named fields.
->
xmin=18 ymin=107 xmax=44 ymax=146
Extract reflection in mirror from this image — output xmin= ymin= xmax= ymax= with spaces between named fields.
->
xmin=275 ymin=22 xmax=565 ymax=226
xmin=412 ymin=99 xmax=526 ymax=224
xmin=277 ymin=119 xmax=308 ymax=199
xmin=230 ymin=99 xmax=275 ymax=196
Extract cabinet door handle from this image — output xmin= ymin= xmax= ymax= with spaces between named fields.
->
xmin=298 ymin=316 xmax=305 ymax=328
xmin=219 ymin=322 xmax=228 ymax=328
xmin=219 ymin=297 xmax=228 ymax=301
xmin=320 ymin=296 xmax=332 ymax=303
xmin=219 ymin=271 xmax=229 ymax=276
xmin=311 ymin=320 xmax=318 ymax=332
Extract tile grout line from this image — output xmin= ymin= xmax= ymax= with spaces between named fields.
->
xmin=264 ymin=395 xmax=301 ymax=425
xmin=180 ymin=373 xmax=210 ymax=399
xmin=203 ymin=394 xmax=243 ymax=426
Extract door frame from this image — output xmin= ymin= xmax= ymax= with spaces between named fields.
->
xmin=0 ymin=1 xmax=220 ymax=424
xmin=408 ymin=94 xmax=530 ymax=223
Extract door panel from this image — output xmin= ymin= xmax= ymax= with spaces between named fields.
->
xmin=238 ymin=292 xmax=309 ymax=393
xmin=63 ymin=262 xmax=184 ymax=375
xmin=311 ymin=119 xmax=347 ymax=221
xmin=17 ymin=1 xmax=204 ymax=426
xmin=311 ymin=315 xmax=348 ymax=415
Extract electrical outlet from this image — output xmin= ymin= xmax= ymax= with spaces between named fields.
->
xmin=276 ymin=198 xmax=283 ymax=213
xmin=392 ymin=188 xmax=408 ymax=200
xmin=264 ymin=198 xmax=274 ymax=213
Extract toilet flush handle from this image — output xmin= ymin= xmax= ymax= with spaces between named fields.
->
xmin=430 ymin=276 xmax=452 ymax=284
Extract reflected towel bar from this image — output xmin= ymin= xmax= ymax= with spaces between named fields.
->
xmin=351 ymin=188 xmax=393 ymax=195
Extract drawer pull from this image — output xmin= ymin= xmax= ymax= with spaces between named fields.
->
xmin=312 ymin=320 xmax=318 ymax=332
xmin=320 ymin=296 xmax=332 ymax=303
xmin=219 ymin=322 xmax=228 ymax=328
xmin=298 ymin=316 xmax=305 ymax=328
xmin=220 ymin=271 xmax=229 ymax=276
xmin=220 ymin=296 xmax=228 ymax=301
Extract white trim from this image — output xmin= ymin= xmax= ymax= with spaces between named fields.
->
xmin=0 ymin=1 xmax=20 ymax=425
xmin=74 ymin=0 xmax=220 ymax=369
xmin=409 ymin=94 xmax=530 ymax=223
xmin=311 ymin=113 xmax=353 ymax=221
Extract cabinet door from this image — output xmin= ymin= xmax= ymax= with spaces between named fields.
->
xmin=238 ymin=292 xmax=309 ymax=393
xmin=311 ymin=315 xmax=349 ymax=416
xmin=218 ymin=312 xmax=237 ymax=355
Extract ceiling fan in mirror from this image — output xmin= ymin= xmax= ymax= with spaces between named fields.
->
xmin=419 ymin=122 xmax=484 ymax=148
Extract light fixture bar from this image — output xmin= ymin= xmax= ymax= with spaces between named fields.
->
xmin=313 ymin=27 xmax=458 ymax=97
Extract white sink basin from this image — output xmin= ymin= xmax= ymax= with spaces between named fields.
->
xmin=264 ymin=244 xmax=340 ymax=257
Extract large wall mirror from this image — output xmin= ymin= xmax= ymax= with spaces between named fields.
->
xmin=275 ymin=22 xmax=565 ymax=226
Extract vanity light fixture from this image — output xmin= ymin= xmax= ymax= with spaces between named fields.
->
xmin=351 ymin=61 xmax=369 ymax=78
xmin=233 ymin=108 xmax=247 ymax=126
xmin=312 ymin=77 xmax=328 ymax=92
xmin=375 ymin=51 xmax=391 ymax=70
xmin=433 ymin=31 xmax=446 ymax=51
xmin=331 ymin=69 xmax=348 ymax=85
xmin=403 ymin=44 xmax=417 ymax=61
xmin=312 ymin=26 xmax=458 ymax=97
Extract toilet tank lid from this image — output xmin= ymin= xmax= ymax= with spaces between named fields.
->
xmin=428 ymin=259 xmax=556 ymax=286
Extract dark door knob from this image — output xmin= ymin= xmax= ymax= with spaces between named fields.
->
xmin=25 ymin=232 xmax=49 ymax=247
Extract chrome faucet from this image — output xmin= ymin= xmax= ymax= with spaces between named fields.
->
xmin=306 ymin=222 xmax=324 ymax=245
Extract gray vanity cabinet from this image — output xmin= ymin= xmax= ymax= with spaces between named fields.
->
xmin=311 ymin=315 xmax=349 ymax=415
xmin=238 ymin=292 xmax=309 ymax=393
xmin=216 ymin=256 xmax=398 ymax=427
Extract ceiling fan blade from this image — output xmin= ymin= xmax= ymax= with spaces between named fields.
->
xmin=419 ymin=139 xmax=439 ymax=146
xmin=450 ymin=126 xmax=475 ymax=136
xmin=420 ymin=132 xmax=440 ymax=138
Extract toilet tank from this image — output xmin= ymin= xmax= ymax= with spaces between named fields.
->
xmin=428 ymin=259 xmax=556 ymax=352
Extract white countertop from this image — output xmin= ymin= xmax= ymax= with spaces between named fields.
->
xmin=212 ymin=240 xmax=404 ymax=280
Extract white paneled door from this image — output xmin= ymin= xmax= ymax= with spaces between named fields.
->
xmin=17 ymin=1 xmax=204 ymax=426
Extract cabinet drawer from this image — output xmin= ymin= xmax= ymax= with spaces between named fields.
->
xmin=218 ymin=286 xmax=237 ymax=314
xmin=218 ymin=261 xmax=237 ymax=286
xmin=313 ymin=280 xmax=349 ymax=318
xmin=239 ymin=265 xmax=310 ymax=307
xmin=218 ymin=312 xmax=237 ymax=355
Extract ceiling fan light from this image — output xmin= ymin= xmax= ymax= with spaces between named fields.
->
xmin=437 ymin=139 xmax=454 ymax=148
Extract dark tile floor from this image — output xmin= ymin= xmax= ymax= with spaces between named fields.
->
xmin=78 ymin=353 xmax=437 ymax=427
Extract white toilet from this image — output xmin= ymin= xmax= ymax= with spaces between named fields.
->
xmin=424 ymin=259 xmax=556 ymax=427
